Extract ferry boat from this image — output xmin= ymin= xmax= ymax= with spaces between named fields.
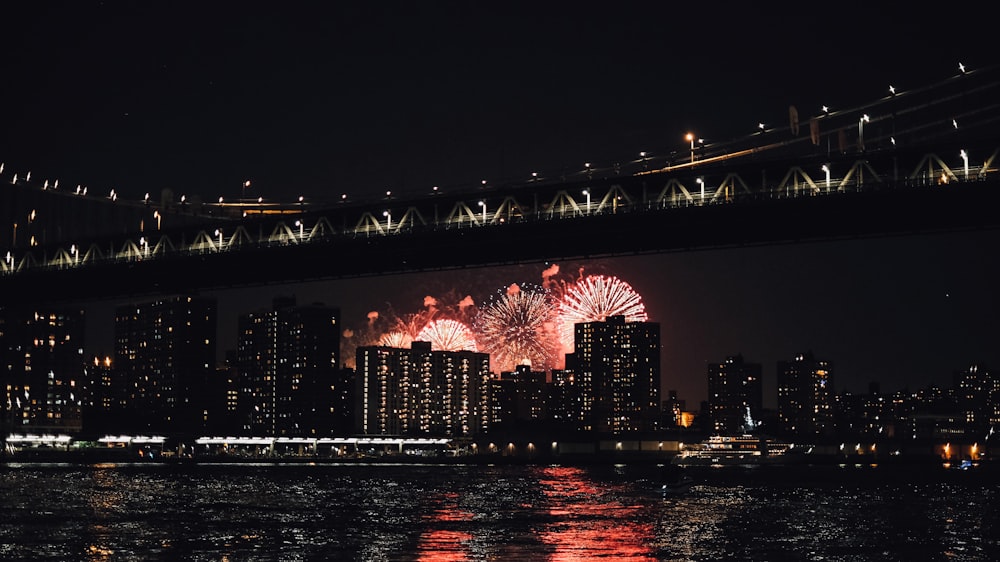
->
xmin=671 ymin=434 xmax=794 ymax=466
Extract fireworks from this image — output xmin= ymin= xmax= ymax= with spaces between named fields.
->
xmin=379 ymin=331 xmax=413 ymax=348
xmin=556 ymin=274 xmax=648 ymax=349
xmin=415 ymin=318 xmax=478 ymax=352
xmin=475 ymin=283 xmax=560 ymax=373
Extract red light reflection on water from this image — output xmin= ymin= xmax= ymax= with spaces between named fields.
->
xmin=537 ymin=466 xmax=656 ymax=561
xmin=415 ymin=491 xmax=474 ymax=561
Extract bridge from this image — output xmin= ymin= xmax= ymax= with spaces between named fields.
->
xmin=3 ymin=66 xmax=1000 ymax=305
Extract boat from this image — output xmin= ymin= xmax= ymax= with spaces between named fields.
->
xmin=671 ymin=434 xmax=794 ymax=466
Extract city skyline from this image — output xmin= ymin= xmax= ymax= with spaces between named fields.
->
xmin=76 ymin=225 xmax=1000 ymax=411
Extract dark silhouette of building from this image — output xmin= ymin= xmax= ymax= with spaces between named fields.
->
xmin=954 ymin=364 xmax=998 ymax=434
xmin=114 ymin=296 xmax=217 ymax=436
xmin=566 ymin=315 xmax=661 ymax=435
xmin=707 ymin=354 xmax=763 ymax=434
xmin=776 ymin=351 xmax=834 ymax=437
xmin=235 ymin=297 xmax=342 ymax=437
xmin=0 ymin=306 xmax=85 ymax=434
xmin=490 ymin=365 xmax=547 ymax=431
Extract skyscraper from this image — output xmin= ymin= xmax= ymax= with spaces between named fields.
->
xmin=776 ymin=351 xmax=834 ymax=437
xmin=357 ymin=341 xmax=490 ymax=437
xmin=114 ymin=296 xmax=217 ymax=435
xmin=707 ymin=354 xmax=763 ymax=434
xmin=236 ymin=297 xmax=341 ymax=437
xmin=0 ymin=306 xmax=85 ymax=434
xmin=566 ymin=315 xmax=661 ymax=434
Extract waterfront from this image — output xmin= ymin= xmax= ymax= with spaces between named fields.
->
xmin=1 ymin=462 xmax=998 ymax=561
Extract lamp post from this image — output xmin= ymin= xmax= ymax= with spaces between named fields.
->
xmin=686 ymin=133 xmax=695 ymax=164
xmin=295 ymin=220 xmax=304 ymax=240
xmin=696 ymin=177 xmax=705 ymax=202
xmin=858 ymin=114 xmax=870 ymax=151
xmin=383 ymin=210 xmax=392 ymax=232
xmin=242 ymin=180 xmax=251 ymax=215
xmin=582 ymin=189 xmax=590 ymax=215
xmin=822 ymin=165 xmax=831 ymax=192
xmin=960 ymin=150 xmax=969 ymax=180
xmin=478 ymin=200 xmax=486 ymax=224
xmin=215 ymin=229 xmax=223 ymax=249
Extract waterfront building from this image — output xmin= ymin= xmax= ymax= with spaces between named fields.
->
xmin=565 ymin=315 xmax=661 ymax=434
xmin=776 ymin=351 xmax=834 ymax=437
xmin=357 ymin=341 xmax=490 ymax=438
xmin=706 ymin=354 xmax=763 ymax=434
xmin=490 ymin=365 xmax=547 ymax=430
xmin=0 ymin=306 xmax=85 ymax=434
xmin=236 ymin=297 xmax=341 ymax=437
xmin=114 ymin=296 xmax=217 ymax=435
xmin=953 ymin=364 xmax=999 ymax=433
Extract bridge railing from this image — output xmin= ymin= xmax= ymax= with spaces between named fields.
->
xmin=2 ymin=141 xmax=998 ymax=276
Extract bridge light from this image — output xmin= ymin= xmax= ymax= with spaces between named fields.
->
xmin=959 ymin=62 xmax=966 ymax=74
xmin=383 ymin=210 xmax=392 ymax=230
xmin=888 ymin=85 xmax=896 ymax=96
xmin=953 ymin=119 xmax=958 ymax=129
xmin=144 ymin=193 xmax=150 ymax=204
xmin=478 ymin=200 xmax=486 ymax=224
xmin=582 ymin=189 xmax=591 ymax=214
xmin=758 ymin=122 xmax=765 ymax=131
xmin=696 ymin=177 xmax=705 ymax=201
xmin=960 ymin=149 xmax=969 ymax=180
xmin=821 ymin=164 xmax=831 ymax=191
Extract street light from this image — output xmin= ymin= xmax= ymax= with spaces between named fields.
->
xmin=214 ymin=229 xmax=223 ymax=249
xmin=822 ymin=164 xmax=831 ymax=191
xmin=383 ymin=210 xmax=392 ymax=231
xmin=295 ymin=220 xmax=304 ymax=239
xmin=685 ymin=133 xmax=695 ymax=163
xmin=858 ymin=114 xmax=870 ymax=151
xmin=478 ymin=200 xmax=486 ymax=224
xmin=582 ymin=189 xmax=590 ymax=214
xmin=696 ymin=177 xmax=705 ymax=202
xmin=640 ymin=151 xmax=648 ymax=170
xmin=960 ymin=150 xmax=969 ymax=180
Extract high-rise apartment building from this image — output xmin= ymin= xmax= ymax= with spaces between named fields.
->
xmin=954 ymin=364 xmax=998 ymax=433
xmin=357 ymin=341 xmax=490 ymax=437
xmin=236 ymin=297 xmax=341 ymax=437
xmin=776 ymin=351 xmax=834 ymax=437
xmin=490 ymin=365 xmax=547 ymax=430
xmin=114 ymin=296 xmax=217 ymax=435
xmin=566 ymin=315 xmax=660 ymax=434
xmin=707 ymin=354 xmax=763 ymax=434
xmin=0 ymin=306 xmax=85 ymax=434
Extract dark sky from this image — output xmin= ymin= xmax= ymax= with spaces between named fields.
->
xmin=2 ymin=2 xmax=998 ymax=408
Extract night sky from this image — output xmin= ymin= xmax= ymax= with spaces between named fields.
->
xmin=2 ymin=2 xmax=998 ymax=408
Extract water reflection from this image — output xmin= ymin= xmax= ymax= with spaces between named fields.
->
xmin=537 ymin=466 xmax=656 ymax=561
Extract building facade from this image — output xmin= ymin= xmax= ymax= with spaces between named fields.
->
xmin=357 ymin=341 xmax=490 ymax=438
xmin=566 ymin=315 xmax=661 ymax=434
xmin=0 ymin=306 xmax=85 ymax=434
xmin=776 ymin=351 xmax=834 ymax=437
xmin=236 ymin=297 xmax=342 ymax=437
xmin=114 ymin=296 xmax=217 ymax=435
xmin=707 ymin=354 xmax=763 ymax=434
